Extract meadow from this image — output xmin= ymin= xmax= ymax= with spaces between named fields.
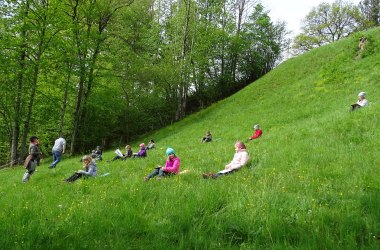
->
xmin=0 ymin=28 xmax=380 ymax=249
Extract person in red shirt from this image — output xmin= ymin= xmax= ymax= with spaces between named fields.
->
xmin=249 ymin=124 xmax=262 ymax=140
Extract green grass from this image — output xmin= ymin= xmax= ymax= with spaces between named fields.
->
xmin=1 ymin=28 xmax=380 ymax=249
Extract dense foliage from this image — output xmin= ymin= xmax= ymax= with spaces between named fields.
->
xmin=0 ymin=0 xmax=288 ymax=166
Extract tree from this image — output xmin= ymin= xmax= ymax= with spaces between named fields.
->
xmin=359 ymin=0 xmax=380 ymax=26
xmin=292 ymin=0 xmax=363 ymax=54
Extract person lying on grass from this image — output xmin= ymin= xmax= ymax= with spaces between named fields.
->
xmin=203 ymin=141 xmax=249 ymax=179
xmin=144 ymin=147 xmax=180 ymax=181
xmin=65 ymin=155 xmax=97 ymax=183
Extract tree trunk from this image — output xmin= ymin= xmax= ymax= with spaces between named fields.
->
xmin=10 ymin=0 xmax=30 ymax=166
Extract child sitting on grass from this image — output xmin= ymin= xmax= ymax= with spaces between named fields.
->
xmin=144 ymin=147 xmax=180 ymax=181
xmin=203 ymin=141 xmax=249 ymax=179
xmin=133 ymin=143 xmax=147 ymax=158
xmin=65 ymin=155 xmax=97 ymax=182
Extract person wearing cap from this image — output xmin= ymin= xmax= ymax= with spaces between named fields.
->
xmin=144 ymin=147 xmax=180 ymax=181
xmin=249 ymin=124 xmax=262 ymax=140
xmin=133 ymin=143 xmax=147 ymax=158
xmin=203 ymin=141 xmax=250 ymax=179
xmin=22 ymin=135 xmax=42 ymax=183
xmin=351 ymin=92 xmax=369 ymax=111
xmin=65 ymin=155 xmax=97 ymax=182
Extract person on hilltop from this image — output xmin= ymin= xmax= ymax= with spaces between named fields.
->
xmin=22 ymin=135 xmax=42 ymax=183
xmin=144 ymin=147 xmax=180 ymax=181
xmin=351 ymin=91 xmax=369 ymax=111
xmin=201 ymin=131 xmax=212 ymax=143
xmin=133 ymin=143 xmax=147 ymax=158
xmin=49 ymin=136 xmax=66 ymax=169
xmin=249 ymin=124 xmax=262 ymax=141
xmin=147 ymin=139 xmax=155 ymax=150
xmin=202 ymin=141 xmax=250 ymax=179
xmin=65 ymin=155 xmax=97 ymax=183
xmin=108 ymin=145 xmax=133 ymax=162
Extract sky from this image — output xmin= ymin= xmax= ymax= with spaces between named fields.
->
xmin=261 ymin=0 xmax=362 ymax=36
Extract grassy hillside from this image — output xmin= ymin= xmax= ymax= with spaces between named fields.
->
xmin=1 ymin=29 xmax=380 ymax=249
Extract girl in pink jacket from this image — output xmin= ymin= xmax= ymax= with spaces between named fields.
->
xmin=144 ymin=147 xmax=180 ymax=181
xmin=203 ymin=141 xmax=249 ymax=179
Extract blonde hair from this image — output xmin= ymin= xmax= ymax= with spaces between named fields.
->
xmin=125 ymin=145 xmax=131 ymax=150
xmin=82 ymin=155 xmax=93 ymax=166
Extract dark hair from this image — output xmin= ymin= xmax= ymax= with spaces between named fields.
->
xmin=30 ymin=135 xmax=39 ymax=142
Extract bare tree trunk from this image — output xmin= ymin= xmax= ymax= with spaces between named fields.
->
xmin=10 ymin=0 xmax=30 ymax=166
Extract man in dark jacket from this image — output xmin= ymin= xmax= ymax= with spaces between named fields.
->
xmin=22 ymin=136 xmax=42 ymax=183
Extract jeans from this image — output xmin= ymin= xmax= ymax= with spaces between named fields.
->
xmin=146 ymin=167 xmax=173 ymax=179
xmin=51 ymin=150 xmax=62 ymax=168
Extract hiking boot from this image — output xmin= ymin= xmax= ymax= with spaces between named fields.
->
xmin=202 ymin=172 xmax=214 ymax=179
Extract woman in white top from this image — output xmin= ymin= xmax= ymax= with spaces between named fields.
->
xmin=203 ymin=141 xmax=250 ymax=179
xmin=351 ymin=92 xmax=368 ymax=111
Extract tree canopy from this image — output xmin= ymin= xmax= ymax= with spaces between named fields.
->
xmin=0 ymin=0 xmax=289 ymax=166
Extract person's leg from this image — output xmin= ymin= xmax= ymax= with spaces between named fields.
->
xmin=22 ymin=162 xmax=36 ymax=183
xmin=50 ymin=150 xmax=62 ymax=168
xmin=65 ymin=173 xmax=83 ymax=182
xmin=213 ymin=169 xmax=237 ymax=178
xmin=145 ymin=168 xmax=160 ymax=180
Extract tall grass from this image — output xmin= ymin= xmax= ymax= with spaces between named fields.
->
xmin=1 ymin=28 xmax=380 ymax=249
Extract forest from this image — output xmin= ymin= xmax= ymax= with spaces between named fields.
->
xmin=0 ymin=0 xmax=289 ymax=166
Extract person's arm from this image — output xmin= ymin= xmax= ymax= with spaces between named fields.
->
xmin=79 ymin=164 xmax=96 ymax=176
xmin=62 ymin=140 xmax=66 ymax=154
xmin=164 ymin=158 xmax=180 ymax=173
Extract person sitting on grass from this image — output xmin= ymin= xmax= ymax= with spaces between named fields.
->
xmin=133 ymin=143 xmax=147 ymax=158
xmin=65 ymin=155 xmax=97 ymax=183
xmin=144 ymin=147 xmax=180 ymax=181
xmin=351 ymin=91 xmax=369 ymax=111
xmin=109 ymin=145 xmax=133 ymax=162
xmin=201 ymin=131 xmax=212 ymax=143
xmin=203 ymin=141 xmax=249 ymax=179
xmin=91 ymin=145 xmax=103 ymax=161
xmin=249 ymin=124 xmax=262 ymax=141
xmin=147 ymin=139 xmax=155 ymax=150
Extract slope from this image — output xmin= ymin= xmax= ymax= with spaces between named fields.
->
xmin=0 ymin=28 xmax=379 ymax=249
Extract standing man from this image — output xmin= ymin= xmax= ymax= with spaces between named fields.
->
xmin=49 ymin=136 xmax=66 ymax=169
xmin=22 ymin=135 xmax=42 ymax=183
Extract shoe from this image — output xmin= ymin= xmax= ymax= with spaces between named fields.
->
xmin=144 ymin=177 xmax=149 ymax=182
xmin=48 ymin=165 xmax=55 ymax=169
xmin=202 ymin=172 xmax=214 ymax=179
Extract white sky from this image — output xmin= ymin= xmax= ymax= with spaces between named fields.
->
xmin=261 ymin=0 xmax=362 ymax=36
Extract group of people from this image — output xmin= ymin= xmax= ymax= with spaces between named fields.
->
xmin=22 ymin=136 xmax=99 ymax=183
xmin=108 ymin=139 xmax=156 ymax=162
xmin=22 ymin=91 xmax=367 ymax=183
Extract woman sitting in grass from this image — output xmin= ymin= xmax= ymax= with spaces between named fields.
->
xmin=144 ymin=147 xmax=180 ymax=181
xmin=249 ymin=124 xmax=262 ymax=140
xmin=201 ymin=131 xmax=212 ymax=143
xmin=133 ymin=143 xmax=147 ymax=158
xmin=109 ymin=145 xmax=133 ymax=162
xmin=351 ymin=91 xmax=369 ymax=111
xmin=65 ymin=155 xmax=97 ymax=182
xmin=203 ymin=141 xmax=249 ymax=179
